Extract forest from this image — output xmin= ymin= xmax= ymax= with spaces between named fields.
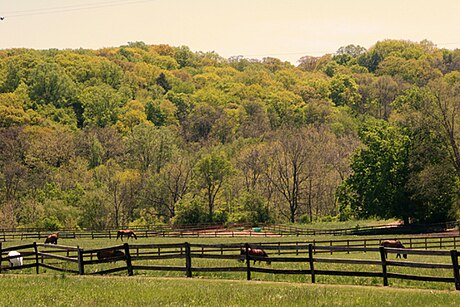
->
xmin=0 ymin=39 xmax=459 ymax=229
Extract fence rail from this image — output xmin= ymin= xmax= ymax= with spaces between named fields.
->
xmin=1 ymin=241 xmax=460 ymax=291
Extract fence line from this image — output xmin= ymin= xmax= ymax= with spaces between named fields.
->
xmin=1 ymin=221 xmax=459 ymax=241
xmin=1 ymin=241 xmax=460 ymax=291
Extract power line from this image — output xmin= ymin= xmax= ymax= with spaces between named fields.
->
xmin=2 ymin=0 xmax=160 ymax=18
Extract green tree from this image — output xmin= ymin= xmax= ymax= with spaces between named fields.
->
xmin=28 ymin=62 xmax=77 ymax=108
xmin=79 ymin=83 xmax=124 ymax=127
xmin=194 ymin=151 xmax=233 ymax=220
xmin=329 ymin=74 xmax=361 ymax=108
xmin=338 ymin=120 xmax=413 ymax=224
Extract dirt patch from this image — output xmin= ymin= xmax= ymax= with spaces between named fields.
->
xmin=181 ymin=228 xmax=281 ymax=237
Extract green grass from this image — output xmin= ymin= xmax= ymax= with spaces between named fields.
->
xmin=1 ymin=274 xmax=459 ymax=306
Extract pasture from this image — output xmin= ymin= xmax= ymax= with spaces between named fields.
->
xmin=1 ymin=275 xmax=459 ymax=307
xmin=2 ymin=235 xmax=460 ymax=291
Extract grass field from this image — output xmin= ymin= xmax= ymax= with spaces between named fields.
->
xmin=2 ymin=235 xmax=460 ymax=291
xmin=1 ymin=274 xmax=460 ymax=306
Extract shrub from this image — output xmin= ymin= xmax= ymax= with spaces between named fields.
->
xmin=298 ymin=214 xmax=310 ymax=224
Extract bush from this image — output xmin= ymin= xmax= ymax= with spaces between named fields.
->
xmin=39 ymin=216 xmax=63 ymax=231
xmin=171 ymin=195 xmax=208 ymax=225
xmin=338 ymin=205 xmax=353 ymax=221
xmin=298 ymin=214 xmax=310 ymax=224
xmin=321 ymin=215 xmax=336 ymax=223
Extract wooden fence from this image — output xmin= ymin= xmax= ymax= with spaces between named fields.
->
xmin=1 ymin=241 xmax=460 ymax=291
xmin=1 ymin=220 xmax=458 ymax=241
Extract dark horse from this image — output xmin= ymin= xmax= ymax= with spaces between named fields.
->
xmin=116 ymin=229 xmax=137 ymax=241
xmin=44 ymin=233 xmax=59 ymax=244
xmin=97 ymin=249 xmax=125 ymax=262
xmin=239 ymin=247 xmax=271 ymax=265
xmin=381 ymin=239 xmax=407 ymax=259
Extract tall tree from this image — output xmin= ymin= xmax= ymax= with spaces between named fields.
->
xmin=194 ymin=151 xmax=233 ymax=220
xmin=338 ymin=120 xmax=414 ymax=224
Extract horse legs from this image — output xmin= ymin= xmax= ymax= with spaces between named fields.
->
xmin=396 ymin=253 xmax=401 ymax=259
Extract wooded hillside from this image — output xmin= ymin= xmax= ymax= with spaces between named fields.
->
xmin=1 ymin=40 xmax=459 ymax=229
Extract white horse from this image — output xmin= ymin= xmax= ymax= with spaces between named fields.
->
xmin=7 ymin=251 xmax=23 ymax=267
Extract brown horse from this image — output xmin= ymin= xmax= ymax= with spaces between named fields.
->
xmin=44 ymin=233 xmax=59 ymax=244
xmin=116 ymin=229 xmax=137 ymax=241
xmin=97 ymin=249 xmax=125 ymax=262
xmin=239 ymin=247 xmax=271 ymax=265
xmin=381 ymin=240 xmax=407 ymax=259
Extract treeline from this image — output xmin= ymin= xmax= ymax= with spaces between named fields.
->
xmin=0 ymin=40 xmax=459 ymax=229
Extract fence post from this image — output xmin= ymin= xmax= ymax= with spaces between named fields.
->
xmin=308 ymin=244 xmax=315 ymax=283
xmin=185 ymin=242 xmax=192 ymax=278
xmin=33 ymin=242 xmax=39 ymax=274
xmin=0 ymin=242 xmax=2 ymax=274
xmin=124 ymin=243 xmax=133 ymax=276
xmin=77 ymin=246 xmax=84 ymax=275
xmin=245 ymin=243 xmax=251 ymax=281
xmin=450 ymin=250 xmax=460 ymax=291
xmin=379 ymin=246 xmax=388 ymax=286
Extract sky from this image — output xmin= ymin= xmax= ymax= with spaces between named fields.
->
xmin=1 ymin=0 xmax=460 ymax=64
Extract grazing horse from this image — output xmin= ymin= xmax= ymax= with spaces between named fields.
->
xmin=381 ymin=240 xmax=407 ymax=259
xmin=116 ymin=229 xmax=137 ymax=241
xmin=7 ymin=251 xmax=23 ymax=267
xmin=239 ymin=247 xmax=271 ymax=265
xmin=96 ymin=249 xmax=125 ymax=262
xmin=44 ymin=233 xmax=59 ymax=244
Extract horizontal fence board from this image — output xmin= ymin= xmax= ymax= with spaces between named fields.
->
xmin=83 ymin=257 xmax=126 ymax=265
xmin=190 ymin=254 xmax=239 ymax=260
xmin=82 ymin=246 xmax=125 ymax=254
xmin=314 ymin=258 xmax=381 ymax=266
xmin=129 ymin=243 xmax=185 ymax=249
xmin=89 ymin=267 xmax=128 ymax=275
xmin=260 ymin=245 xmax=309 ymax=251
xmin=254 ymin=256 xmax=310 ymax=263
xmin=192 ymin=267 xmax=247 ymax=272
xmin=131 ymin=254 xmax=185 ymax=261
xmin=315 ymin=270 xmax=383 ymax=278
xmin=2 ymin=244 xmax=35 ymax=252
xmin=387 ymin=272 xmax=454 ymax=283
xmin=189 ymin=243 xmax=243 ymax=249
xmin=131 ymin=265 xmax=185 ymax=272
xmin=315 ymin=246 xmax=378 ymax=253
xmin=37 ymin=252 xmax=79 ymax=263
xmin=39 ymin=263 xmax=79 ymax=274
xmin=251 ymin=267 xmax=310 ymax=274
xmin=36 ymin=244 xmax=80 ymax=251
xmin=387 ymin=249 xmax=451 ymax=256
xmin=386 ymin=261 xmax=452 ymax=269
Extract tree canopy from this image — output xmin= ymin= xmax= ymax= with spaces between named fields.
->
xmin=0 ymin=39 xmax=459 ymax=229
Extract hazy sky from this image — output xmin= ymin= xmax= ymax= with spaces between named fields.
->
xmin=1 ymin=0 xmax=459 ymax=64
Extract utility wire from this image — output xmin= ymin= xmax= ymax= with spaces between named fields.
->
xmin=2 ymin=0 xmax=160 ymax=18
